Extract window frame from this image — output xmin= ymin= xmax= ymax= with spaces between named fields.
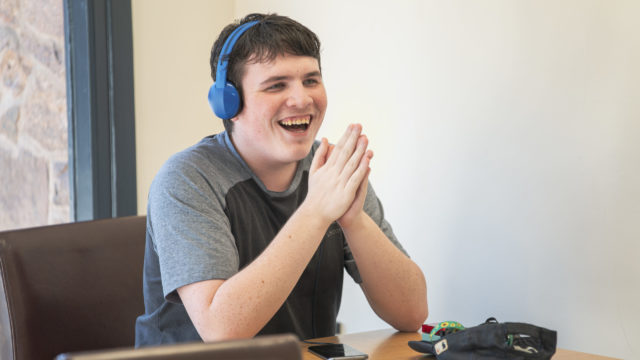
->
xmin=63 ymin=0 xmax=136 ymax=220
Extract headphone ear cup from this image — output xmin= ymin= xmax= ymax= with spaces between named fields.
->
xmin=208 ymin=82 xmax=241 ymax=120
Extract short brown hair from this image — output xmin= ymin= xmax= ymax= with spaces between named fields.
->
xmin=210 ymin=13 xmax=321 ymax=132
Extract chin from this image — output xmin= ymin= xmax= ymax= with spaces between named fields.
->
xmin=287 ymin=143 xmax=314 ymax=162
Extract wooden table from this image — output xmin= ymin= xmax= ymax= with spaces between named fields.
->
xmin=301 ymin=329 xmax=619 ymax=360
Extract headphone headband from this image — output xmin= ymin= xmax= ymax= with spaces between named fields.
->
xmin=215 ymin=20 xmax=259 ymax=89
xmin=209 ymin=20 xmax=259 ymax=119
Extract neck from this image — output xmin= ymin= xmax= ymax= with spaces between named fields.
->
xmin=251 ymin=161 xmax=298 ymax=192
xmin=229 ymin=133 xmax=299 ymax=192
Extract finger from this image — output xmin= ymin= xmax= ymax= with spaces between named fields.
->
xmin=365 ymin=149 xmax=374 ymax=162
xmin=344 ymin=148 xmax=372 ymax=194
xmin=326 ymin=144 xmax=335 ymax=160
xmin=328 ymin=124 xmax=361 ymax=167
xmin=358 ymin=167 xmax=371 ymax=198
xmin=352 ymin=166 xmax=371 ymax=203
xmin=340 ymin=135 xmax=368 ymax=181
xmin=329 ymin=124 xmax=353 ymax=159
xmin=310 ymin=138 xmax=329 ymax=173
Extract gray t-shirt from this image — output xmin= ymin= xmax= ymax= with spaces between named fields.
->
xmin=135 ymin=132 xmax=405 ymax=345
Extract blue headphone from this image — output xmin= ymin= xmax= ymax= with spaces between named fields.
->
xmin=208 ymin=20 xmax=259 ymax=120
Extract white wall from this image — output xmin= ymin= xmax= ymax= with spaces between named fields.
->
xmin=132 ymin=0 xmax=233 ymax=214
xmin=135 ymin=1 xmax=640 ymax=358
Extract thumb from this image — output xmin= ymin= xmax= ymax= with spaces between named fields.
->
xmin=310 ymin=138 xmax=329 ymax=173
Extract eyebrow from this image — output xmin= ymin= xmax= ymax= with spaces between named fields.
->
xmin=259 ymin=71 xmax=322 ymax=85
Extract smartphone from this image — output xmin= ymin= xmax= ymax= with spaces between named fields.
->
xmin=308 ymin=344 xmax=368 ymax=360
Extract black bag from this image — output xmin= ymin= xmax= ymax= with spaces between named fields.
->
xmin=408 ymin=318 xmax=557 ymax=360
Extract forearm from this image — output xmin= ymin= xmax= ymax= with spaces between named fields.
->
xmin=182 ymin=204 xmax=331 ymax=341
xmin=342 ymin=212 xmax=428 ymax=331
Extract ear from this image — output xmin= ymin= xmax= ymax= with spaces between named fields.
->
xmin=230 ymin=104 xmax=246 ymax=122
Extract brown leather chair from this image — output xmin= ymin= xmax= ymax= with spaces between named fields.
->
xmin=0 ymin=216 xmax=147 ymax=360
xmin=55 ymin=334 xmax=302 ymax=360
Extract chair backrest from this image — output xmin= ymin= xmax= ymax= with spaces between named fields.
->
xmin=55 ymin=334 xmax=303 ymax=360
xmin=0 ymin=216 xmax=147 ymax=360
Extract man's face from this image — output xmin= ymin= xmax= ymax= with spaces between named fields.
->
xmin=230 ymin=54 xmax=327 ymax=168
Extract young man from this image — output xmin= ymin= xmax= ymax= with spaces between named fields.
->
xmin=135 ymin=13 xmax=427 ymax=345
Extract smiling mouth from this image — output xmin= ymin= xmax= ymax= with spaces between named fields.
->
xmin=278 ymin=115 xmax=311 ymax=132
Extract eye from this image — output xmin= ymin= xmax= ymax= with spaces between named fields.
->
xmin=303 ymin=78 xmax=320 ymax=86
xmin=266 ymin=82 xmax=286 ymax=91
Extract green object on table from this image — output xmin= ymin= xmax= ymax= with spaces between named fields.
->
xmin=421 ymin=321 xmax=465 ymax=342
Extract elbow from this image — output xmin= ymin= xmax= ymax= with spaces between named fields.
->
xmin=394 ymin=266 xmax=429 ymax=332
xmin=192 ymin=307 xmax=259 ymax=342
xmin=399 ymin=283 xmax=429 ymax=332
xmin=391 ymin=302 xmax=429 ymax=332
xmin=199 ymin=326 xmax=256 ymax=343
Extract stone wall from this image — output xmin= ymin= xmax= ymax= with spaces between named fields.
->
xmin=0 ymin=0 xmax=69 ymax=230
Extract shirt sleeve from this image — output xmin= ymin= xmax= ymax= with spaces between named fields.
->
xmin=147 ymin=153 xmax=239 ymax=303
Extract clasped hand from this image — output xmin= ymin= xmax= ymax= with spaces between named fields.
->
xmin=306 ymin=124 xmax=373 ymax=228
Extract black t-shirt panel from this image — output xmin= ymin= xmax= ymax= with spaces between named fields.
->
xmin=224 ymin=171 xmax=344 ymax=339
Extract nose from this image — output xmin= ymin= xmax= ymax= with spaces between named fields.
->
xmin=285 ymin=83 xmax=313 ymax=108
